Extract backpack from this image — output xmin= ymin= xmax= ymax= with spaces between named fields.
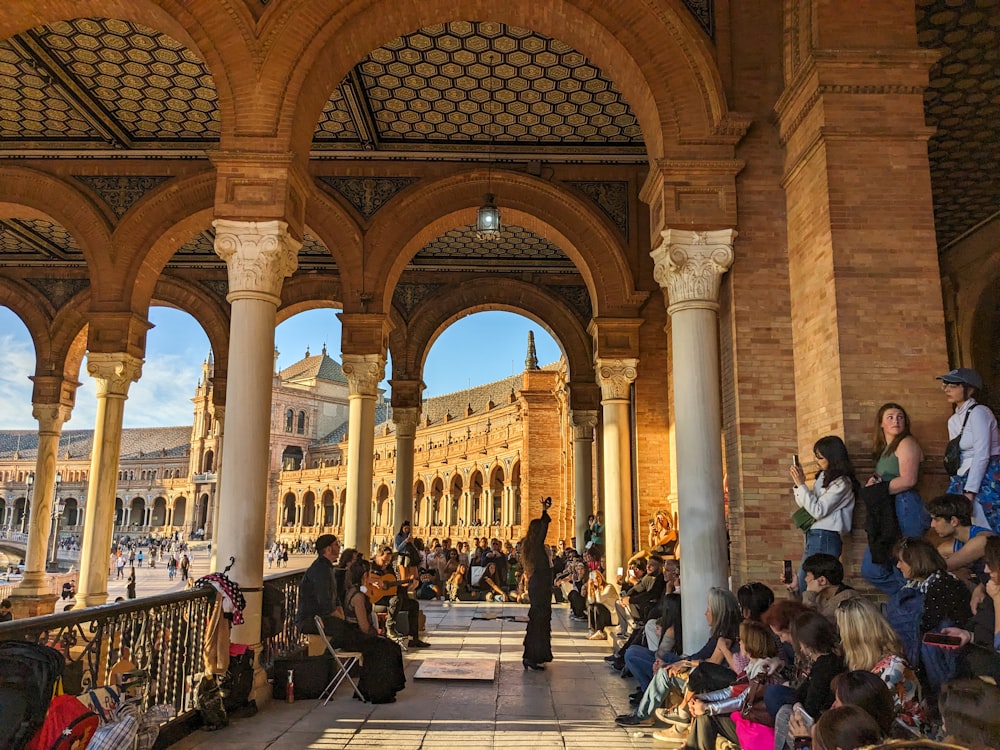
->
xmin=195 ymin=674 xmax=228 ymax=731
xmin=0 ymin=642 xmax=65 ymax=750
xmin=25 ymin=695 xmax=99 ymax=750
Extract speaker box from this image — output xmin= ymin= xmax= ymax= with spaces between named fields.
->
xmin=271 ymin=654 xmax=334 ymax=700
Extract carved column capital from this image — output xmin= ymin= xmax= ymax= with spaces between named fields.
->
xmin=342 ymin=354 xmax=386 ymax=398
xmin=392 ymin=407 xmax=420 ymax=439
xmin=86 ymin=352 xmax=142 ymax=398
xmin=31 ymin=403 xmax=73 ymax=435
xmin=595 ymin=358 xmax=638 ymax=401
xmin=213 ymin=219 xmax=300 ymax=304
xmin=651 ymin=228 xmax=736 ymax=314
xmin=571 ymin=410 xmax=599 ymax=440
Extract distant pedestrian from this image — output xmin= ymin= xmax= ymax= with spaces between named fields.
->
xmin=179 ymin=554 xmax=190 ymax=582
xmin=126 ymin=569 xmax=136 ymax=600
xmin=116 ymin=555 xmax=126 ymax=580
xmin=167 ymin=556 xmax=177 ymax=580
xmin=137 ymin=550 xmax=144 ymax=568
xmin=267 ymin=550 xmax=275 ymax=568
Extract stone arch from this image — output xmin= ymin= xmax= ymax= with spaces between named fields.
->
xmin=282 ymin=493 xmax=297 ymax=526
xmin=413 ymin=479 xmax=425 ymax=525
xmin=365 ymin=169 xmax=645 ymax=317
xmin=151 ymin=275 xmax=231 ymax=380
xmin=0 ymin=278 xmax=55 ymax=370
xmin=510 ymin=461 xmax=522 ymax=526
xmin=469 ymin=470 xmax=484 ymax=526
xmin=448 ymin=473 xmax=463 ymax=526
xmin=302 ymin=490 xmax=317 ymax=527
xmin=172 ymin=496 xmax=187 ymax=528
xmin=322 ymin=489 xmax=335 ymax=526
xmin=128 ymin=497 xmax=145 ymax=527
xmin=392 ymin=277 xmax=590 ymax=383
xmin=151 ymin=497 xmax=168 ymax=526
xmin=489 ymin=466 xmax=505 ymax=525
xmin=375 ymin=484 xmax=391 ymax=526
xmin=62 ymin=497 xmax=80 ymax=528
xmin=279 ymin=0 xmax=730 ymax=163
xmin=430 ymin=477 xmax=444 ymax=525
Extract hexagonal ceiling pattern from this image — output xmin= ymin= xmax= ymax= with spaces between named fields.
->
xmin=408 ymin=224 xmax=575 ymax=273
xmin=917 ymin=0 xmax=1000 ymax=247
xmin=315 ymin=21 xmax=644 ymax=151
xmin=0 ymin=218 xmax=84 ymax=264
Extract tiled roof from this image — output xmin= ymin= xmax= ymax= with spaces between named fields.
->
xmin=279 ymin=349 xmax=347 ymax=384
xmin=0 ymin=426 xmax=191 ymax=461
xmin=314 ymin=400 xmax=391 ymax=447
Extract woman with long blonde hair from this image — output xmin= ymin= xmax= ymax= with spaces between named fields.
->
xmin=835 ymin=597 xmax=926 ymax=733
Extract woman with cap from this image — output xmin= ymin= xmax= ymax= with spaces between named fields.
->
xmin=939 ymin=367 xmax=1000 ymax=533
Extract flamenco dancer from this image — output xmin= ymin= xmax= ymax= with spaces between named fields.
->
xmin=522 ymin=496 xmax=554 ymax=671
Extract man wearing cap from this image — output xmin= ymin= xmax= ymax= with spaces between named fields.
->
xmin=296 ymin=534 xmax=344 ymax=635
xmin=938 ymin=368 xmax=1000 ymax=533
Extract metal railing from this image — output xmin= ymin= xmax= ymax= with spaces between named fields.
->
xmin=0 ymin=568 xmax=307 ymax=738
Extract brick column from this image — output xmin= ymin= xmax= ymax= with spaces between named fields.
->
xmin=76 ymin=353 xmax=143 ymax=607
xmin=595 ymin=359 xmax=637 ymax=581
xmin=213 ymin=219 xmax=299 ymax=645
xmin=652 ymin=228 xmax=735 ymax=647
xmin=571 ymin=410 xmax=598 ymax=555
xmin=341 ymin=354 xmax=385 ymax=556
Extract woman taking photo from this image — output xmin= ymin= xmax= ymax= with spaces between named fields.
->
xmin=585 ymin=568 xmax=619 ymax=640
xmin=862 ymin=402 xmax=930 ymax=594
xmin=789 ymin=436 xmax=858 ymax=592
xmin=939 ymin=368 xmax=1000 ymax=534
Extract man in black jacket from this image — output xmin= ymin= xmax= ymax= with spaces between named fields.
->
xmin=614 ymin=555 xmax=666 ymax=640
xmin=296 ymin=534 xmax=343 ymax=636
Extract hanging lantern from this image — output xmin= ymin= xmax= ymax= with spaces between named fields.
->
xmin=476 ymin=192 xmax=502 ymax=241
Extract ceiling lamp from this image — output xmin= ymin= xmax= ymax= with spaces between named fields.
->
xmin=476 ymin=193 xmax=501 ymax=241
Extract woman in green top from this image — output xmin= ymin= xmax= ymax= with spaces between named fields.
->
xmin=862 ymin=402 xmax=930 ymax=594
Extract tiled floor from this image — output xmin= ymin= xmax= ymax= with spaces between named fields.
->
xmin=168 ymin=601 xmax=658 ymax=749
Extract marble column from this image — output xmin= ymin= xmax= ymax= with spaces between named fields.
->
xmin=341 ymin=354 xmax=385 ymax=556
xmin=15 ymin=404 xmax=72 ymax=597
xmin=213 ymin=219 xmax=299 ymax=644
xmin=651 ymin=228 xmax=735 ymax=647
xmin=76 ymin=354 xmax=143 ymax=607
xmin=595 ymin=360 xmax=637 ymax=582
xmin=208 ymin=406 xmax=225 ymax=570
xmin=392 ymin=407 xmax=418 ymax=533
xmin=571 ymin=410 xmax=598 ymax=555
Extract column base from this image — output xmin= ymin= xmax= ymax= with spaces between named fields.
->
xmin=74 ymin=592 xmax=108 ymax=609
xmin=8 ymin=592 xmax=59 ymax=619
xmin=13 ymin=571 xmax=51 ymax=598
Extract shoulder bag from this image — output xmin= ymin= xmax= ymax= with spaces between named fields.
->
xmin=944 ymin=404 xmax=977 ymax=476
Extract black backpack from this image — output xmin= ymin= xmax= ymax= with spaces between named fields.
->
xmin=0 ymin=641 xmax=64 ymax=750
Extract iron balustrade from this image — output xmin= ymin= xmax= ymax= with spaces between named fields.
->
xmin=0 ymin=568 xmax=307 ymax=738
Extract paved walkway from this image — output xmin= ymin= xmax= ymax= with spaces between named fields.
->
xmin=168 ymin=600 xmax=655 ymax=750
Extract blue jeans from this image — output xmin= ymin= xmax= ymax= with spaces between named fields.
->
xmin=625 ymin=646 xmax=679 ymax=693
xmin=636 ymin=663 xmax=687 ymax=719
xmin=862 ymin=489 xmax=929 ymax=595
xmin=798 ymin=529 xmax=843 ymax=592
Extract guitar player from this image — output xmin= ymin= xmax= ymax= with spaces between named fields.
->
xmin=371 ymin=546 xmax=431 ymax=648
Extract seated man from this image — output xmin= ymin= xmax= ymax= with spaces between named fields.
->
xmin=799 ymin=553 xmax=860 ymax=623
xmin=614 ymin=555 xmax=666 ymax=640
xmin=929 ymin=493 xmax=993 ymax=587
xmin=296 ymin=534 xmax=344 ymax=635
xmin=371 ymin=546 xmax=430 ymax=648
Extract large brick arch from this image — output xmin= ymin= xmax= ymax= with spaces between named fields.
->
xmin=277 ymin=283 xmax=345 ymax=323
xmin=152 ymin=275 xmax=231 ymax=381
xmin=0 ymin=167 xmax=111 ymax=290
xmin=391 ymin=277 xmax=591 ymax=387
xmin=119 ymin=174 xmax=217 ymax=313
xmin=362 ymin=169 xmax=642 ymax=318
xmin=0 ymin=278 xmax=54 ymax=368
xmin=0 ymin=1 xmax=250 ymax=146
xmin=49 ymin=301 xmax=90 ymax=385
xmin=271 ymin=0 xmax=727 ymax=162
xmin=303 ymin=189 xmax=364 ymax=278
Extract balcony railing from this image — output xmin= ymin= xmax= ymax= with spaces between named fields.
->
xmin=191 ymin=472 xmax=217 ymax=483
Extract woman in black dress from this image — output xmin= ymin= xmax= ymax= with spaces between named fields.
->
xmin=522 ymin=497 xmax=554 ymax=671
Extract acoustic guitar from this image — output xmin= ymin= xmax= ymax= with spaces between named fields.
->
xmin=363 ymin=572 xmax=417 ymax=604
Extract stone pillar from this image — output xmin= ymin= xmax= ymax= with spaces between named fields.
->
xmin=212 ymin=219 xmax=299 ymax=644
xmin=341 ymin=354 xmax=385 ymax=556
xmin=571 ymin=410 xmax=598 ymax=556
xmin=14 ymin=404 xmax=72 ymax=603
xmin=208 ymin=405 xmax=224 ymax=571
xmin=391 ymin=407 xmax=418 ymax=533
xmin=595 ymin=359 xmax=637 ymax=581
xmin=652 ymin=228 xmax=735 ymax=647
xmin=76 ymin=354 xmax=143 ymax=607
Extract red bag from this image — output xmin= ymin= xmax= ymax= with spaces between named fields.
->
xmin=25 ymin=694 xmax=100 ymax=750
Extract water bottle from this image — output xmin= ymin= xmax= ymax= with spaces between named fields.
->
xmin=286 ymin=669 xmax=295 ymax=703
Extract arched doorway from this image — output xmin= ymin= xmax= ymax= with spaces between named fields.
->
xmin=322 ymin=490 xmax=335 ymax=527
xmin=430 ymin=477 xmax=444 ymax=526
xmin=302 ymin=491 xmax=316 ymax=527
xmin=282 ymin=446 xmax=303 ymax=471
xmin=128 ymin=497 xmax=145 ymax=527
xmin=490 ymin=467 xmax=505 ymax=526
xmin=151 ymin=496 xmax=168 ymax=527
xmin=413 ymin=480 xmax=425 ymax=525
xmin=449 ymin=474 xmax=463 ymax=526
xmin=469 ymin=471 xmax=484 ymax=526
xmin=282 ymin=493 xmax=296 ymax=526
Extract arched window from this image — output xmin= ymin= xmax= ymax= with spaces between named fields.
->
xmin=297 ymin=411 xmax=306 ymax=434
xmin=285 ymin=408 xmax=294 ymax=432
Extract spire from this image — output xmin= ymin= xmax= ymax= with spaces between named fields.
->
xmin=305 ymin=345 xmax=311 ymax=358
xmin=322 ymin=342 xmax=327 ymax=356
xmin=525 ymin=330 xmax=539 ymax=370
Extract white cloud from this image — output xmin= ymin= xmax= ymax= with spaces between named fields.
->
xmin=121 ymin=353 xmax=202 ymax=428
xmin=0 ymin=333 xmax=38 ymax=429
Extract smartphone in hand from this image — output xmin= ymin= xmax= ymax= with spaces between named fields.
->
xmin=792 ymin=453 xmax=800 ymax=468
xmin=922 ymin=632 xmax=963 ymax=649
xmin=782 ymin=560 xmax=794 ymax=585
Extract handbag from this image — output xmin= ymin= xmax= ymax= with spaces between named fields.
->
xmin=739 ymin=675 xmax=775 ymax=727
xmin=944 ymin=405 xmax=977 ymax=476
xmin=792 ymin=506 xmax=816 ymax=531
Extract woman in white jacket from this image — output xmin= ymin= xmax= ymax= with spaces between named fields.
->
xmin=585 ymin=568 xmax=619 ymax=639
xmin=790 ymin=435 xmax=859 ymax=592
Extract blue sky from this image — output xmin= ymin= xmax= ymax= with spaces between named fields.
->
xmin=0 ymin=306 xmax=561 ymax=430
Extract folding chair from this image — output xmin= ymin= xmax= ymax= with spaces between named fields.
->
xmin=313 ymin=616 xmax=365 ymax=704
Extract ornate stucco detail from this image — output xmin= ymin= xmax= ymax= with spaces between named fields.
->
xmin=25 ymin=278 xmax=89 ymax=308
xmin=565 ymin=180 xmax=629 ymax=238
xmin=393 ymin=282 xmax=445 ymax=318
xmin=595 ymin=359 xmax=638 ymax=401
xmin=651 ymin=228 xmax=736 ymax=314
xmin=570 ymin=410 xmax=599 ymax=440
xmin=342 ymin=354 xmax=386 ymax=398
xmin=72 ymin=175 xmax=172 ymax=218
xmin=31 ymin=403 xmax=72 ymax=435
xmin=212 ymin=219 xmax=300 ymax=303
xmin=392 ymin=407 xmax=420 ymax=439
xmin=86 ymin=352 xmax=143 ymax=397
xmin=318 ymin=176 xmax=419 ymax=219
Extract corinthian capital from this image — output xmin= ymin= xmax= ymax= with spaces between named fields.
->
xmin=342 ymin=354 xmax=386 ymax=398
xmin=213 ymin=219 xmax=300 ymax=303
xmin=392 ymin=407 xmax=420 ymax=438
xmin=31 ymin=403 xmax=73 ymax=434
xmin=570 ymin=410 xmax=599 ymax=440
xmin=86 ymin=352 xmax=143 ymax=397
xmin=595 ymin=359 xmax=638 ymax=401
xmin=651 ymin=228 xmax=736 ymax=313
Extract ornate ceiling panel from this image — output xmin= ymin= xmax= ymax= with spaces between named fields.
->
xmin=317 ymin=176 xmax=419 ymax=218
xmin=917 ymin=0 xmax=1000 ymax=247
xmin=0 ymin=218 xmax=84 ymax=265
xmin=73 ymin=175 xmax=173 ymax=218
xmin=408 ymin=224 xmax=575 ymax=272
xmin=313 ymin=21 xmax=644 ymax=152
xmin=169 ymin=229 xmax=333 ymax=270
